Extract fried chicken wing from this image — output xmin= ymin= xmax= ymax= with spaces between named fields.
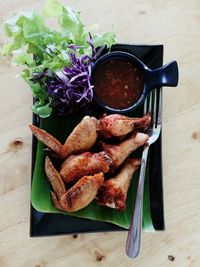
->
xmin=99 ymin=132 xmax=148 ymax=170
xmin=97 ymin=114 xmax=150 ymax=138
xmin=29 ymin=125 xmax=65 ymax=158
xmin=29 ymin=116 xmax=98 ymax=159
xmin=45 ymin=156 xmax=104 ymax=212
xmin=60 ymin=151 xmax=113 ymax=184
xmin=59 ymin=173 xmax=104 ymax=212
xmin=97 ymin=158 xmax=141 ymax=211
xmin=62 ymin=116 xmax=98 ymax=157
xmin=45 ymin=156 xmax=66 ymax=197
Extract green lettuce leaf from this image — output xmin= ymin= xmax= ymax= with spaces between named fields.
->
xmin=32 ymin=103 xmax=53 ymax=118
xmin=12 ymin=50 xmax=34 ymax=65
xmin=44 ymin=0 xmax=63 ymax=17
xmin=93 ymin=32 xmax=116 ymax=48
xmin=21 ymin=69 xmax=52 ymax=117
xmin=2 ymin=0 xmax=116 ymax=118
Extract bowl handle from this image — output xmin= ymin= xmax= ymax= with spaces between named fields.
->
xmin=147 ymin=61 xmax=179 ymax=91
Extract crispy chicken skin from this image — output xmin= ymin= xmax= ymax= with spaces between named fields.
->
xmin=99 ymin=132 xmax=148 ymax=170
xmin=62 ymin=116 xmax=98 ymax=157
xmin=30 ymin=114 xmax=149 ymax=159
xmin=59 ymin=173 xmax=104 ymax=212
xmin=29 ymin=116 xmax=98 ymax=159
xmin=97 ymin=158 xmax=141 ymax=211
xmin=29 ymin=125 xmax=65 ymax=158
xmin=60 ymin=151 xmax=113 ymax=184
xmin=45 ymin=156 xmax=104 ymax=212
xmin=45 ymin=156 xmax=66 ymax=197
xmin=97 ymin=114 xmax=150 ymax=138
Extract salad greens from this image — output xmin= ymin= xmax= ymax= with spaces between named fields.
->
xmin=31 ymin=37 xmax=96 ymax=115
xmin=2 ymin=0 xmax=116 ymax=117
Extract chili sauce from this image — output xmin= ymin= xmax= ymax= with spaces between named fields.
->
xmin=93 ymin=58 xmax=144 ymax=109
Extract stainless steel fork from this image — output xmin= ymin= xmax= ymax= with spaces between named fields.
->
xmin=125 ymin=88 xmax=162 ymax=258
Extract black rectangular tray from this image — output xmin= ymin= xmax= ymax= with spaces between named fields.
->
xmin=30 ymin=44 xmax=165 ymax=236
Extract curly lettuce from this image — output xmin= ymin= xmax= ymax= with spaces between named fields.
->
xmin=2 ymin=0 xmax=116 ymax=117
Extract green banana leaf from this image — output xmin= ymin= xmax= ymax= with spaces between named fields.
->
xmin=31 ymin=115 xmax=155 ymax=231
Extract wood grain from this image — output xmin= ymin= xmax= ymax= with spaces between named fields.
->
xmin=0 ymin=0 xmax=200 ymax=266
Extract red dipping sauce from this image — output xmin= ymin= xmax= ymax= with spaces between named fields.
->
xmin=93 ymin=58 xmax=144 ymax=109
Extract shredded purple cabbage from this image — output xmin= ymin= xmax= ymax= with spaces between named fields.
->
xmin=32 ymin=33 xmax=96 ymax=114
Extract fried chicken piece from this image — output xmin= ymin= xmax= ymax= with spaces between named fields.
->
xmin=45 ymin=156 xmax=66 ymax=198
xmin=60 ymin=151 xmax=113 ymax=184
xmin=99 ymin=132 xmax=148 ymax=170
xmin=45 ymin=156 xmax=104 ymax=212
xmin=59 ymin=174 xmax=104 ymax=212
xmin=62 ymin=116 xmax=98 ymax=157
xmin=29 ymin=125 xmax=65 ymax=158
xmin=97 ymin=114 xmax=151 ymax=138
xmin=29 ymin=116 xmax=98 ymax=159
xmin=97 ymin=158 xmax=141 ymax=211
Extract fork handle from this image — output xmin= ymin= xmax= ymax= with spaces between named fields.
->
xmin=125 ymin=146 xmax=149 ymax=258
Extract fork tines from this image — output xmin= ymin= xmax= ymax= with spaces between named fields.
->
xmin=144 ymin=88 xmax=162 ymax=128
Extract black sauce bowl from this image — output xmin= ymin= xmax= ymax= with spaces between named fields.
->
xmin=91 ymin=51 xmax=179 ymax=113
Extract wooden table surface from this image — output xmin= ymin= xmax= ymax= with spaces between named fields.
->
xmin=0 ymin=0 xmax=200 ymax=266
